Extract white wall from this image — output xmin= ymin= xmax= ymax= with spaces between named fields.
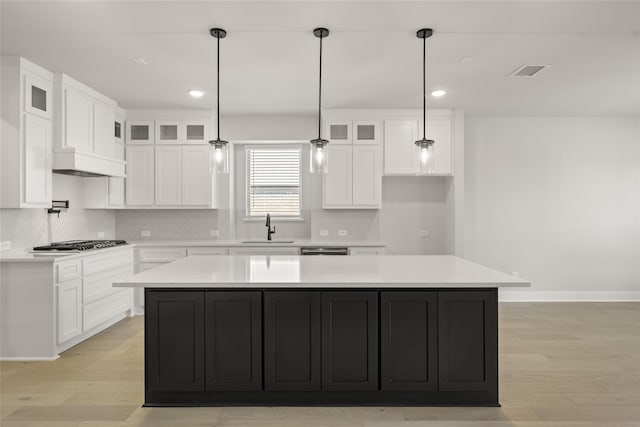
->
xmin=465 ymin=116 xmax=640 ymax=301
xmin=0 ymin=174 xmax=116 ymax=252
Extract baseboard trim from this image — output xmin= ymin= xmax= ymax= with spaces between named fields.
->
xmin=0 ymin=356 xmax=60 ymax=361
xmin=498 ymin=290 xmax=640 ymax=302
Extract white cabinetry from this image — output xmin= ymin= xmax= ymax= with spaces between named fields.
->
xmin=182 ymin=145 xmax=213 ymax=206
xmin=84 ymin=177 xmax=125 ymax=209
xmin=125 ymin=145 xmax=155 ymax=206
xmin=155 ymin=145 xmax=182 ymax=205
xmin=126 ymin=121 xmax=154 ymax=144
xmin=53 ymin=74 xmax=125 ymax=177
xmin=384 ymin=116 xmax=453 ymax=176
xmin=323 ymin=119 xmax=382 ymax=209
xmin=0 ymin=57 xmax=53 ymax=208
xmin=56 ymin=278 xmax=82 ymax=345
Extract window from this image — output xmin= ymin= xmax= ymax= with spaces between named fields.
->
xmin=246 ymin=147 xmax=302 ymax=218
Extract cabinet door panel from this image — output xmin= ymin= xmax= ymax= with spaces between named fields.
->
xmin=264 ymin=291 xmax=321 ymax=391
xmin=205 ymin=291 xmax=262 ymax=391
xmin=426 ymin=118 xmax=453 ymax=175
xmin=352 ymin=145 xmax=381 ymax=207
xmin=108 ymin=177 xmax=125 ymax=207
xmin=322 ymin=291 xmax=378 ymax=391
xmin=93 ymin=101 xmax=115 ymax=158
xmin=438 ymin=290 xmax=497 ymax=392
xmin=146 ymin=290 xmax=205 ymax=392
xmin=381 ymin=291 xmax=437 ymax=391
xmin=126 ymin=121 xmax=154 ymax=144
xmin=56 ymin=278 xmax=82 ymax=345
xmin=155 ymin=121 xmax=182 ymax=144
xmin=384 ymin=119 xmax=418 ymax=175
xmin=125 ymin=145 xmax=154 ymax=205
xmin=182 ymin=145 xmax=211 ymax=206
xmin=64 ymin=88 xmax=93 ymax=152
xmin=23 ymin=113 xmax=51 ymax=204
xmin=353 ymin=120 xmax=382 ymax=145
xmin=325 ymin=120 xmax=352 ymax=144
xmin=183 ymin=120 xmax=210 ymax=144
xmin=24 ymin=72 xmax=52 ymax=119
xmin=155 ymin=145 xmax=182 ymax=205
xmin=323 ymin=145 xmax=352 ymax=207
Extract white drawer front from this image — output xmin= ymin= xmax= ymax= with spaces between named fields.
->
xmin=228 ymin=247 xmax=300 ymax=256
xmin=349 ymin=247 xmax=385 ymax=255
xmin=56 ymin=259 xmax=82 ymax=283
xmin=83 ymin=290 xmax=131 ymax=332
xmin=83 ymin=250 xmax=133 ymax=276
xmin=138 ymin=247 xmax=186 ymax=263
xmin=83 ymin=266 xmax=133 ymax=305
xmin=187 ymin=247 xmax=228 ymax=256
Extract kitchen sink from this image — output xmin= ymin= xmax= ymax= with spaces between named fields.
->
xmin=240 ymin=240 xmax=295 ymax=244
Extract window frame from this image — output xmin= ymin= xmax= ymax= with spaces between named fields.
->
xmin=244 ymin=145 xmax=304 ymax=221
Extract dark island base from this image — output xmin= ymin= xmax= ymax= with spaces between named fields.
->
xmin=145 ymin=288 xmax=498 ymax=406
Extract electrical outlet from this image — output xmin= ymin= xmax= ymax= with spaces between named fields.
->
xmin=511 ymin=271 xmax=519 ymax=277
xmin=141 ymin=230 xmax=151 ymax=237
xmin=0 ymin=241 xmax=11 ymax=251
xmin=319 ymin=229 xmax=329 ymax=237
xmin=418 ymin=229 xmax=429 ymax=237
xmin=97 ymin=231 xmax=105 ymax=238
xmin=209 ymin=229 xmax=220 ymax=237
xmin=337 ymin=229 xmax=348 ymax=237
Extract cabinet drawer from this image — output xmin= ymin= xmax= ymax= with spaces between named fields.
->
xmin=56 ymin=259 xmax=82 ymax=283
xmin=187 ymin=247 xmax=228 ymax=256
xmin=83 ymin=265 xmax=133 ymax=305
xmin=138 ymin=248 xmax=187 ymax=262
xmin=83 ymin=250 xmax=132 ymax=276
xmin=83 ymin=289 xmax=131 ymax=332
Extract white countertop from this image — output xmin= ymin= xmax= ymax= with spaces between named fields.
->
xmin=129 ymin=239 xmax=386 ymax=248
xmin=0 ymin=244 xmax=134 ymax=263
xmin=114 ymin=255 xmax=530 ymax=288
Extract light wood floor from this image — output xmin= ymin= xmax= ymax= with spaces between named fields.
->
xmin=1 ymin=303 xmax=639 ymax=427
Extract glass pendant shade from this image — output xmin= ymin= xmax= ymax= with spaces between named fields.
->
xmin=209 ymin=140 xmax=229 ymax=174
xmin=415 ymin=139 xmax=434 ymax=174
xmin=310 ymin=138 xmax=328 ymax=174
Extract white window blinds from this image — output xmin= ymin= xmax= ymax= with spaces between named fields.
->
xmin=246 ymin=147 xmax=301 ymax=217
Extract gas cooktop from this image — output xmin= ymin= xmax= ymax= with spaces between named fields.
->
xmin=33 ymin=240 xmax=127 ymax=251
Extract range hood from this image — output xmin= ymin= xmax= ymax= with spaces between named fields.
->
xmin=53 ymin=149 xmax=126 ymax=178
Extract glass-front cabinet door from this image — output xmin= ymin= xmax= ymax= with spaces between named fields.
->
xmin=325 ymin=120 xmax=352 ymax=145
xmin=155 ymin=121 xmax=182 ymax=144
xmin=353 ymin=120 xmax=382 ymax=145
xmin=126 ymin=121 xmax=154 ymax=144
xmin=24 ymin=71 xmax=52 ymax=120
xmin=183 ymin=121 xmax=210 ymax=144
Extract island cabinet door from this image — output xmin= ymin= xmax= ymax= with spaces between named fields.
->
xmin=437 ymin=290 xmax=498 ymax=392
xmin=264 ymin=291 xmax=321 ymax=391
xmin=321 ymin=291 xmax=378 ymax=391
xmin=380 ymin=291 xmax=438 ymax=391
xmin=205 ymin=291 xmax=262 ymax=391
xmin=145 ymin=290 xmax=205 ymax=392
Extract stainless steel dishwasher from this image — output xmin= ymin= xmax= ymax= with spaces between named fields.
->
xmin=300 ymin=247 xmax=349 ymax=256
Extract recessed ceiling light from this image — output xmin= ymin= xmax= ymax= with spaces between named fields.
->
xmin=131 ymin=57 xmax=148 ymax=66
xmin=431 ymin=90 xmax=446 ymax=97
xmin=189 ymin=90 xmax=204 ymax=98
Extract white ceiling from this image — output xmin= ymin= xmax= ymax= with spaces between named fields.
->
xmin=2 ymin=1 xmax=639 ymax=115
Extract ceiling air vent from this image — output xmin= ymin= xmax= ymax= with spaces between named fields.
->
xmin=510 ymin=65 xmax=549 ymax=77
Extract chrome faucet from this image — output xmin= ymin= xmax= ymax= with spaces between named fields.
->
xmin=266 ymin=213 xmax=276 ymax=241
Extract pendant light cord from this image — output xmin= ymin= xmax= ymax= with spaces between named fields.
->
xmin=422 ymin=34 xmax=426 ymax=139
xmin=318 ymin=33 xmax=323 ymax=140
xmin=217 ymin=34 xmax=221 ymax=141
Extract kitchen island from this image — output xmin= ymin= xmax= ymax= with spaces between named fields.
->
xmin=115 ymin=255 xmax=529 ymax=407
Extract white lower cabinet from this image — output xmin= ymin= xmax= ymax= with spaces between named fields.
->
xmin=349 ymin=247 xmax=386 ymax=255
xmin=56 ymin=278 xmax=82 ymax=345
xmin=228 ymin=247 xmax=300 ymax=255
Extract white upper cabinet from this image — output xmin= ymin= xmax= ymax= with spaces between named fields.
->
xmin=93 ymin=101 xmax=115 ymax=158
xmin=126 ymin=121 xmax=154 ymax=144
xmin=182 ymin=145 xmax=212 ymax=206
xmin=23 ymin=113 xmax=52 ymax=205
xmin=64 ymin=88 xmax=93 ymax=153
xmin=125 ymin=145 xmax=154 ymax=206
xmin=384 ymin=119 xmax=419 ymax=175
xmin=24 ymin=71 xmax=52 ymax=120
xmin=326 ymin=120 xmax=352 ymax=144
xmin=353 ymin=120 xmax=382 ymax=145
xmin=323 ymin=145 xmax=353 ymax=207
xmin=384 ymin=116 xmax=453 ymax=176
xmin=183 ymin=120 xmax=210 ymax=144
xmin=352 ymin=145 xmax=382 ymax=207
xmin=155 ymin=145 xmax=182 ymax=205
xmin=155 ymin=121 xmax=181 ymax=144
xmin=1 ymin=57 xmax=53 ymax=208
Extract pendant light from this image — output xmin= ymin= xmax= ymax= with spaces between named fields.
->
xmin=209 ymin=27 xmax=229 ymax=174
xmin=415 ymin=28 xmax=435 ymax=175
xmin=310 ymin=27 xmax=330 ymax=174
